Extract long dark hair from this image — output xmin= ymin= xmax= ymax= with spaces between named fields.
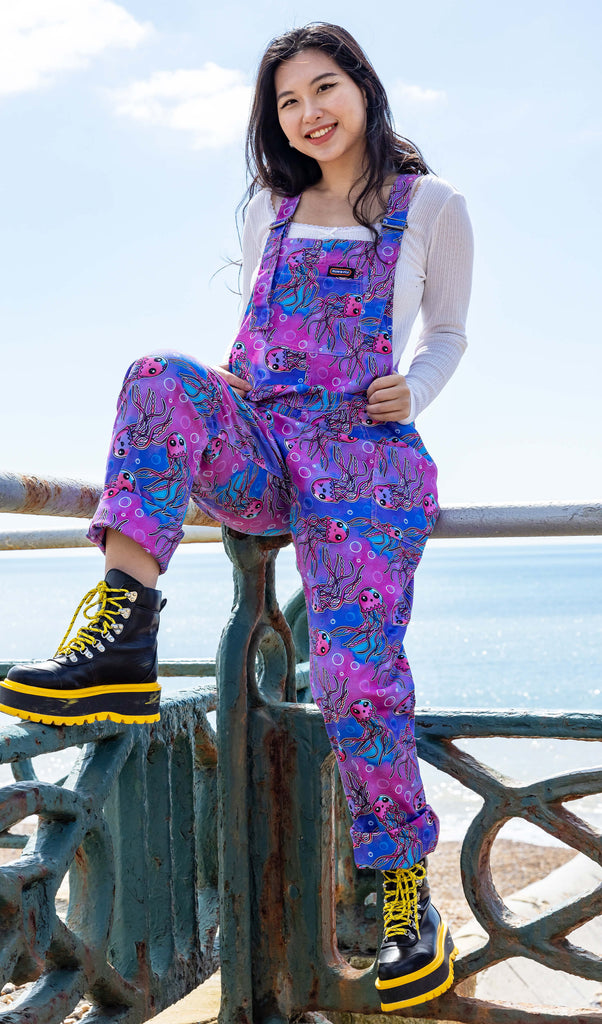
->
xmin=245 ymin=22 xmax=433 ymax=230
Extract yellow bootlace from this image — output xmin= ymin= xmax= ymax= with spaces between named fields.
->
xmin=55 ymin=582 xmax=132 ymax=657
xmin=382 ymin=862 xmax=426 ymax=940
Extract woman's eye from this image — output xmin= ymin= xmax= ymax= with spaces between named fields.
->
xmin=318 ymin=82 xmax=335 ymax=93
xmin=280 ymin=98 xmax=296 ymax=109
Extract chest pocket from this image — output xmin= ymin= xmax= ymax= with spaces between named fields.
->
xmin=305 ymin=273 xmax=367 ymax=352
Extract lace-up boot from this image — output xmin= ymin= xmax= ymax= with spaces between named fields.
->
xmin=375 ymin=859 xmax=457 ymax=1010
xmin=0 ymin=569 xmax=165 ymax=726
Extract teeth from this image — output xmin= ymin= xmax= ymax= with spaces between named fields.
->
xmin=309 ymin=125 xmax=335 ymax=139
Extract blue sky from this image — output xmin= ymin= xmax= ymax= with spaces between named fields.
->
xmin=1 ymin=0 xmax=601 ymax=533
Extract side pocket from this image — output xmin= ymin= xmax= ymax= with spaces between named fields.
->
xmin=370 ymin=439 xmax=439 ymax=545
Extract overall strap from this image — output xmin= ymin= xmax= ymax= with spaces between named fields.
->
xmin=377 ymin=173 xmax=419 ymax=264
xmin=251 ymin=194 xmax=302 ymax=331
xmin=356 ymin=173 xmax=419 ymax=345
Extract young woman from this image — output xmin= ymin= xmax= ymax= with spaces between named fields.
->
xmin=1 ymin=23 xmax=473 ymax=1012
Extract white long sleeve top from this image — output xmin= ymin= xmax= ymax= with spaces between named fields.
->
xmin=236 ymin=174 xmax=474 ymax=423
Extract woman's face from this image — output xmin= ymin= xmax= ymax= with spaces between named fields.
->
xmin=274 ymin=49 xmax=367 ymax=169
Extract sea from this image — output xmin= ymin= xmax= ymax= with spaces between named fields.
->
xmin=1 ymin=538 xmax=601 ymax=848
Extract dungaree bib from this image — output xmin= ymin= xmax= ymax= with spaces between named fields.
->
xmin=90 ymin=173 xmax=441 ymax=870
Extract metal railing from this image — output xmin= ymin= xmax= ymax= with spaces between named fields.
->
xmin=2 ymin=469 xmax=601 ymax=547
xmin=1 ymin=470 xmax=601 ymax=1023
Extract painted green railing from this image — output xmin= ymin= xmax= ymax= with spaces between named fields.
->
xmin=1 ymin=471 xmax=602 ymax=1022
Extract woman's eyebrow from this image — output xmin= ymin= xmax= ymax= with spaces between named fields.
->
xmin=277 ymin=72 xmax=339 ymax=101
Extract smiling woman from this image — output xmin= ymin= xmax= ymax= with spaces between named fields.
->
xmin=1 ymin=19 xmax=472 ymax=1014
xmin=246 ymin=23 xmax=434 ymax=233
xmin=276 ymin=55 xmax=368 ymax=169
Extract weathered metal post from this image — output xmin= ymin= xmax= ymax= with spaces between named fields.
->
xmin=216 ymin=528 xmax=296 ymax=1024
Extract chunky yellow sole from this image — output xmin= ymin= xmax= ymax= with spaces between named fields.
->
xmin=376 ymin=917 xmax=458 ymax=1011
xmin=378 ymin=945 xmax=458 ymax=1010
xmin=0 ymin=678 xmax=161 ymax=699
xmin=0 ymin=702 xmax=160 ymax=726
xmin=0 ymin=677 xmax=161 ymax=726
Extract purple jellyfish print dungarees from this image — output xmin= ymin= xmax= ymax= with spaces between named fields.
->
xmin=89 ymin=174 xmax=441 ymax=870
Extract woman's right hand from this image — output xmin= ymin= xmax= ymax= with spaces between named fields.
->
xmin=213 ymin=363 xmax=252 ymax=399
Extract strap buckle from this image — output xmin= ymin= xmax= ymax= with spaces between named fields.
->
xmin=381 ymin=213 xmax=408 ymax=231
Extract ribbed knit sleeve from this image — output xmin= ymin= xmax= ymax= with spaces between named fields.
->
xmin=241 ymin=191 xmax=272 ymax=312
xmin=401 ymin=191 xmax=474 ymax=422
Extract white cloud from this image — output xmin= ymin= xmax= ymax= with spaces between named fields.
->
xmin=389 ymin=81 xmax=448 ymax=110
xmin=0 ymin=0 xmax=152 ymax=97
xmin=109 ymin=64 xmax=252 ymax=149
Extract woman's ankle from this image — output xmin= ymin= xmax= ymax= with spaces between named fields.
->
xmin=104 ymin=529 xmax=160 ymax=589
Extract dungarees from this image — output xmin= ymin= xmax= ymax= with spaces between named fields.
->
xmin=89 ymin=174 xmax=441 ymax=871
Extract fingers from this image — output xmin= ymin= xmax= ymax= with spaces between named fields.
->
xmin=213 ymin=365 xmax=252 ymax=395
xmin=366 ymin=390 xmax=409 ymax=414
xmin=367 ymin=397 xmax=408 ymax=413
xmin=366 ymin=374 xmax=411 ymax=421
xmin=367 ymin=389 xmax=404 ymax=408
xmin=366 ymin=373 xmax=400 ymax=399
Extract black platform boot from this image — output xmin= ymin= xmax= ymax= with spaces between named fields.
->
xmin=375 ymin=859 xmax=457 ymax=1011
xmin=0 ymin=569 xmax=165 ymax=726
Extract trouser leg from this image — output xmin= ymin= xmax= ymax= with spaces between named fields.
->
xmin=88 ymin=352 xmax=291 ymax=571
xmin=288 ymin=427 xmax=440 ymax=870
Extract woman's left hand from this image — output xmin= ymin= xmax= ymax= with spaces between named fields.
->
xmin=366 ymin=373 xmax=412 ymax=422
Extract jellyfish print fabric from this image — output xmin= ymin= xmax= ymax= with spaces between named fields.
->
xmin=88 ymin=174 xmax=441 ymax=869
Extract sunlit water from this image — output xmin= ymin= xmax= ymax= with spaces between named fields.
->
xmin=1 ymin=539 xmax=601 ymax=845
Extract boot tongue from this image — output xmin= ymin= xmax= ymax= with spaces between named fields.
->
xmin=104 ymin=569 xmax=163 ymax=610
xmin=104 ymin=568 xmax=145 ymax=591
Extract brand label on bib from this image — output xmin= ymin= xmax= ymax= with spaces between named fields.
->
xmin=327 ymin=266 xmax=355 ymax=279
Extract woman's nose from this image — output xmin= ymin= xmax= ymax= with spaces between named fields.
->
xmin=302 ymin=101 xmax=324 ymax=124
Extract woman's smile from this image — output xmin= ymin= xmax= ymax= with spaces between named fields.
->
xmin=305 ymin=122 xmax=338 ymax=144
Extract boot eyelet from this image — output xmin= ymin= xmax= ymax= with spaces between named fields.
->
xmin=113 ymin=623 xmax=124 ymax=635
xmin=96 ymin=642 xmax=105 ymax=652
xmin=83 ymin=650 xmax=93 ymax=660
xmin=69 ymin=654 xmax=78 ymax=663
xmin=121 ymin=608 xmax=131 ymax=620
xmin=128 ymin=591 xmax=138 ymax=602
